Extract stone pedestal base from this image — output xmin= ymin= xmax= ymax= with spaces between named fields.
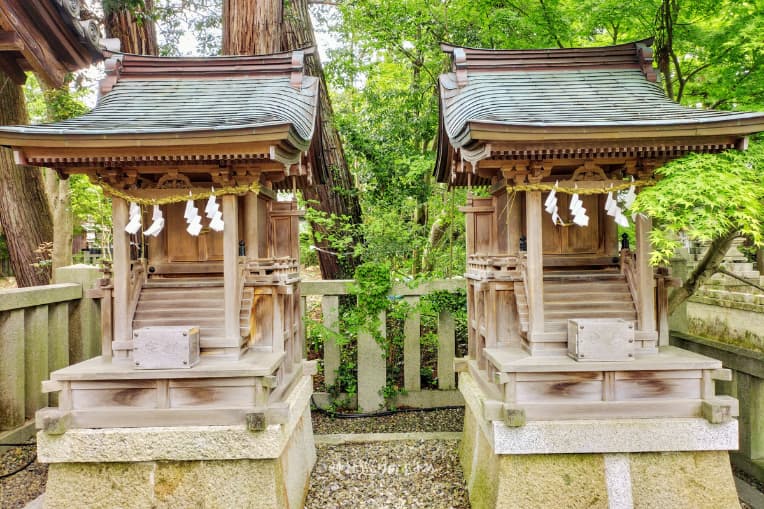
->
xmin=460 ymin=372 xmax=741 ymax=509
xmin=40 ymin=376 xmax=316 ymax=509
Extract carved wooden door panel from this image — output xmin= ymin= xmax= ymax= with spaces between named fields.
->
xmin=541 ymin=194 xmax=602 ymax=255
xmin=165 ymin=202 xmax=224 ymax=262
xmin=541 ymin=192 xmax=563 ymax=255
xmin=566 ymin=194 xmax=601 ymax=254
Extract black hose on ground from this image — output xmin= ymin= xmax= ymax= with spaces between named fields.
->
xmin=310 ymin=395 xmax=463 ymax=419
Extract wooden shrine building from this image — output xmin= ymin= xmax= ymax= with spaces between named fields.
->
xmin=0 ymin=46 xmax=320 ymax=508
xmin=436 ymin=39 xmax=764 ymax=508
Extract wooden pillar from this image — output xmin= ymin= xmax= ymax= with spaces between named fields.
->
xmin=636 ymin=214 xmax=656 ymax=332
xmin=112 ymin=197 xmax=130 ymax=343
xmin=507 ymin=193 xmax=522 ymax=257
xmin=525 ymin=190 xmax=544 ymax=337
xmin=223 ymin=195 xmax=240 ymax=344
xmin=245 ymin=191 xmax=259 ymax=260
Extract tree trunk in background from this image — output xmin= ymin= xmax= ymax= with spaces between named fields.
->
xmin=45 ymin=171 xmax=73 ymax=273
xmin=223 ymin=0 xmax=362 ymax=279
xmin=668 ymin=230 xmax=738 ymax=314
xmin=281 ymin=0 xmax=363 ymax=279
xmin=103 ymin=0 xmax=159 ymax=55
xmin=222 ymin=0 xmax=282 ymax=55
xmin=0 ymin=70 xmax=54 ymax=286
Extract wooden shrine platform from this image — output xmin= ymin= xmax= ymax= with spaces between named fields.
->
xmin=459 ymin=345 xmax=737 ymax=423
xmin=37 ymin=349 xmax=314 ymax=430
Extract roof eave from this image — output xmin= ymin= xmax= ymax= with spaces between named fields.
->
xmin=0 ymin=124 xmax=297 ymax=150
xmin=465 ymin=117 xmax=764 ymax=142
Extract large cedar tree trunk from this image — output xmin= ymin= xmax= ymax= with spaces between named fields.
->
xmin=0 ymin=70 xmax=54 ymax=286
xmin=223 ymin=0 xmax=363 ymax=279
xmin=103 ymin=0 xmax=159 ymax=55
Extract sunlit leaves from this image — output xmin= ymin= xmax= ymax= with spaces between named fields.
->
xmin=633 ymin=139 xmax=764 ymax=265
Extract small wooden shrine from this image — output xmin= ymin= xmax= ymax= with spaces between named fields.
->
xmin=0 ymin=45 xmax=320 ymax=508
xmin=436 ymin=39 xmax=764 ymax=507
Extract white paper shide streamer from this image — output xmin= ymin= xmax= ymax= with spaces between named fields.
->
xmin=185 ymin=195 xmax=202 ymax=236
xmin=124 ymin=202 xmax=142 ymax=234
xmin=604 ymin=180 xmax=634 ymax=228
xmin=143 ymin=205 xmax=165 ymax=237
xmin=205 ymin=189 xmax=224 ymax=232
xmin=569 ymin=191 xmax=589 ymax=227
xmin=544 ymin=182 xmax=561 ymax=226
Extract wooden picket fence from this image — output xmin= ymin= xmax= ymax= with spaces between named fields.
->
xmin=0 ymin=266 xmax=102 ymax=449
xmin=300 ymin=279 xmax=466 ymax=411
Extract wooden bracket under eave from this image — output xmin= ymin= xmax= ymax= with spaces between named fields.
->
xmin=12 ymin=149 xmax=27 ymax=165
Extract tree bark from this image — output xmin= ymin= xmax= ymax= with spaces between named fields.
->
xmin=668 ymin=230 xmax=738 ymax=314
xmin=103 ymin=0 xmax=159 ymax=55
xmin=223 ymin=0 xmax=282 ymax=55
xmin=223 ymin=0 xmax=363 ymax=279
xmin=0 ymin=70 xmax=54 ymax=286
xmin=282 ymin=0 xmax=363 ymax=279
xmin=44 ymin=171 xmax=73 ymax=272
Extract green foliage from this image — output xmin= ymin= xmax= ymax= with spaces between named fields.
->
xmin=633 ymin=138 xmax=764 ymax=265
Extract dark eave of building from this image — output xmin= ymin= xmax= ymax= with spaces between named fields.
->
xmin=0 ymin=0 xmax=102 ymax=88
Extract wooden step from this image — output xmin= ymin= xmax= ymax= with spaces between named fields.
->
xmin=139 ymin=289 xmax=225 ymax=301
xmin=143 ymin=279 xmax=224 ymax=289
xmin=544 ymin=292 xmax=633 ymax=302
xmin=544 ymin=301 xmax=636 ymax=311
xmin=134 ymin=317 xmax=226 ymax=328
xmin=544 ymin=310 xmax=637 ymax=320
xmin=136 ymin=299 xmax=224 ymax=313
xmin=544 ymin=282 xmax=628 ymax=293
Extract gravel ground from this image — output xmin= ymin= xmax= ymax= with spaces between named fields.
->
xmin=0 ymin=441 xmax=47 ymax=509
xmin=305 ymin=439 xmax=470 ymax=509
xmin=312 ymin=407 xmax=465 ymax=434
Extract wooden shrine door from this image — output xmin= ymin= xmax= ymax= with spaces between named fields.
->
xmin=541 ymin=193 xmax=602 ymax=255
xmin=164 ymin=201 xmax=224 ymax=262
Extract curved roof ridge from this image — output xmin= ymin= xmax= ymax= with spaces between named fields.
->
xmin=441 ymin=39 xmax=656 ymax=82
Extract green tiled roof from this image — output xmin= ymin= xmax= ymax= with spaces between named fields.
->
xmin=440 ymin=68 xmax=764 ymax=148
xmin=1 ymin=75 xmax=318 ymax=144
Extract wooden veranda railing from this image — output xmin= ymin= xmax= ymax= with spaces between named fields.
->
xmin=300 ymin=279 xmax=466 ymax=412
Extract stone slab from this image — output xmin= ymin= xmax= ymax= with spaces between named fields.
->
xmin=492 ymin=417 xmax=738 ymax=455
xmin=460 ymin=392 xmax=741 ymax=509
xmin=459 ymin=370 xmax=738 ymax=455
xmin=39 ymin=374 xmax=313 ymax=463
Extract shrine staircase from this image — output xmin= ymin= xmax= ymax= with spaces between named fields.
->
xmin=132 ymin=277 xmax=254 ymax=348
xmin=516 ymin=268 xmax=637 ymax=340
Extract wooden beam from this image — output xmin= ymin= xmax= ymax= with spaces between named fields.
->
xmin=0 ymin=4 xmax=67 ymax=87
xmin=111 ymin=198 xmax=130 ymax=344
xmin=0 ymin=52 xmax=25 ymax=84
xmin=635 ymin=214 xmax=656 ymax=332
xmin=0 ymin=31 xmax=23 ymax=51
xmin=245 ymin=191 xmax=259 ymax=260
xmin=223 ymin=194 xmax=240 ymax=344
xmin=525 ymin=190 xmax=545 ymax=338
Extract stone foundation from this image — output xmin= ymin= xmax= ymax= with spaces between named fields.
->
xmin=41 ymin=375 xmax=316 ymax=509
xmin=460 ymin=372 xmax=741 ymax=509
